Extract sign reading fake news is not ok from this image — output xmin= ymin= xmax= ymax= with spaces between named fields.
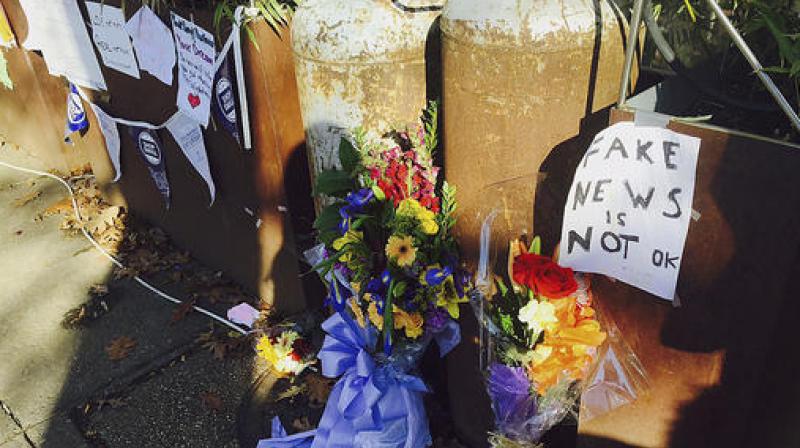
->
xmin=559 ymin=121 xmax=701 ymax=301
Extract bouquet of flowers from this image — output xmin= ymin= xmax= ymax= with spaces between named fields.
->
xmin=477 ymin=235 xmax=608 ymax=447
xmin=260 ymin=104 xmax=465 ymax=448
xmin=255 ymin=327 xmax=315 ymax=377
xmin=310 ymin=102 xmax=466 ymax=356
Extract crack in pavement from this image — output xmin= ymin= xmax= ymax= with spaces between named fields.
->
xmin=0 ymin=399 xmax=36 ymax=447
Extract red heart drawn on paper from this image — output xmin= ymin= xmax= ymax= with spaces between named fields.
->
xmin=188 ymin=93 xmax=201 ymax=108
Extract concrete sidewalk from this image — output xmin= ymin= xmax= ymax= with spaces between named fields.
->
xmin=0 ymin=147 xmax=259 ymax=447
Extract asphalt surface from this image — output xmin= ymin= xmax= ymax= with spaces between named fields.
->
xmin=0 ymin=146 xmax=260 ymax=447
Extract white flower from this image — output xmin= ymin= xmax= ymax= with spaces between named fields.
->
xmin=518 ymin=299 xmax=558 ymax=334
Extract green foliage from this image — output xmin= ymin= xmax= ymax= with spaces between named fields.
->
xmin=338 ymin=137 xmax=362 ymax=176
xmin=438 ymin=181 xmax=457 ymax=234
xmin=213 ymin=0 xmax=297 ymax=47
xmin=313 ymin=170 xmax=353 ymax=198
xmin=656 ymin=0 xmax=800 ymax=109
xmin=422 ymin=100 xmax=439 ymax=158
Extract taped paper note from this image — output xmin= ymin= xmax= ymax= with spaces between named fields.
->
xmin=171 ymin=12 xmax=215 ymax=127
xmin=559 ymin=122 xmax=701 ymax=300
xmin=18 ymin=0 xmax=106 ymax=90
xmin=125 ymin=6 xmax=175 ymax=85
xmin=86 ymin=2 xmax=140 ymax=78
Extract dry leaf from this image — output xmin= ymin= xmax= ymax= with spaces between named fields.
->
xmin=13 ymin=190 xmax=41 ymax=207
xmin=292 ymin=417 xmax=313 ymax=432
xmin=275 ymin=384 xmax=307 ymax=402
xmin=105 ymin=336 xmax=137 ymax=361
xmin=306 ymin=373 xmax=335 ymax=408
xmin=170 ymin=296 xmax=197 ymax=324
xmin=44 ymin=197 xmax=72 ymax=216
xmin=200 ymin=391 xmax=224 ymax=412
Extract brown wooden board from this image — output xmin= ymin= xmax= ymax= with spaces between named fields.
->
xmin=0 ymin=0 xmax=315 ymax=313
xmin=545 ymin=109 xmax=800 ymax=447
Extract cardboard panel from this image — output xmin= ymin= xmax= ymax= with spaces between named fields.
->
xmin=561 ymin=109 xmax=800 ymax=447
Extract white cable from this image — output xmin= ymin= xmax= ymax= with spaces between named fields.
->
xmin=0 ymin=159 xmax=249 ymax=335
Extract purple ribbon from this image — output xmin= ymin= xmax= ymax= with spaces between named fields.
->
xmin=258 ymin=312 xmax=433 ymax=448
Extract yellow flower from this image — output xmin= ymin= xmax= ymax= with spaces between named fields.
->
xmin=436 ymin=278 xmax=468 ymax=319
xmin=349 ymin=298 xmax=366 ymax=328
xmin=367 ymin=300 xmax=383 ymax=330
xmin=393 ymin=306 xmax=425 ymax=339
xmin=255 ymin=336 xmax=278 ymax=365
xmin=386 ymin=234 xmax=417 ymax=267
xmin=419 ymin=219 xmax=439 ymax=235
xmin=518 ymin=299 xmax=558 ymax=334
xmin=332 ymin=230 xmax=363 ymax=262
xmin=397 ymin=198 xmax=438 ymax=235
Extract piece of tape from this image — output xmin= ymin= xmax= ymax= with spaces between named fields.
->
xmin=634 ymin=110 xmax=672 ymax=128
xmin=691 ymin=209 xmax=701 ymax=222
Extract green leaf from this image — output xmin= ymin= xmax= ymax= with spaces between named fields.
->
xmin=500 ymin=313 xmax=514 ymax=336
xmin=495 ymin=278 xmax=508 ymax=296
xmin=529 ymin=236 xmax=541 ymax=255
xmin=314 ymin=170 xmax=353 ymax=197
xmin=313 ymin=204 xmax=342 ymax=232
xmin=393 ymin=281 xmax=407 ymax=298
xmin=339 ymin=137 xmax=361 ymax=175
xmin=318 ymin=230 xmax=340 ymax=248
xmin=383 ymin=280 xmax=395 ymax=349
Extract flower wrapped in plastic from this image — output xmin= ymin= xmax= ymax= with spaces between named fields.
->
xmin=259 ymin=103 xmax=465 ymax=448
xmin=474 ymin=209 xmax=648 ymax=447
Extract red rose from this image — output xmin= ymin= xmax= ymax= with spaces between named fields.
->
xmin=513 ymin=253 xmax=578 ymax=299
xmin=535 ymin=263 xmax=578 ymax=299
xmin=512 ymin=253 xmax=552 ymax=290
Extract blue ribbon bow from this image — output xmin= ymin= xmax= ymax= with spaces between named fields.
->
xmin=258 ymin=312 xmax=433 ymax=448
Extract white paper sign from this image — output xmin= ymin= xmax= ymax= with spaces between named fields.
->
xmin=559 ymin=122 xmax=701 ymax=300
xmin=125 ymin=6 xmax=175 ymax=85
xmin=19 ymin=0 xmax=106 ymax=91
xmin=90 ymin=104 xmax=121 ymax=182
xmin=166 ymin=112 xmax=215 ymax=205
xmin=85 ymin=3 xmax=139 ymax=79
xmin=170 ymin=13 xmax=215 ymax=127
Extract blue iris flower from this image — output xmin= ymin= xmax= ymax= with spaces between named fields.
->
xmin=424 ymin=265 xmax=454 ymax=287
xmin=338 ymin=189 xmax=374 ymax=234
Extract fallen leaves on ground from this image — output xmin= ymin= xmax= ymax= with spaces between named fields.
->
xmin=41 ymin=175 xmax=127 ymax=253
xmin=200 ymin=391 xmax=224 ymax=412
xmin=62 ymin=284 xmax=112 ymax=329
xmin=170 ymin=296 xmax=198 ymax=324
xmin=292 ymin=417 xmax=313 ymax=432
xmin=275 ymin=384 xmax=307 ymax=403
xmin=105 ymin=336 xmax=137 ymax=361
xmin=196 ymin=327 xmax=251 ymax=360
xmin=13 ymin=189 xmax=41 ymax=207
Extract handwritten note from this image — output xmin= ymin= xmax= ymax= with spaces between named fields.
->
xmin=85 ymin=3 xmax=139 ymax=79
xmin=125 ymin=6 xmax=175 ymax=85
xmin=166 ymin=112 xmax=216 ymax=205
xmin=171 ymin=13 xmax=215 ymax=127
xmin=18 ymin=0 xmax=106 ymax=90
xmin=559 ymin=122 xmax=700 ymax=300
xmin=19 ymin=0 xmax=106 ymax=90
